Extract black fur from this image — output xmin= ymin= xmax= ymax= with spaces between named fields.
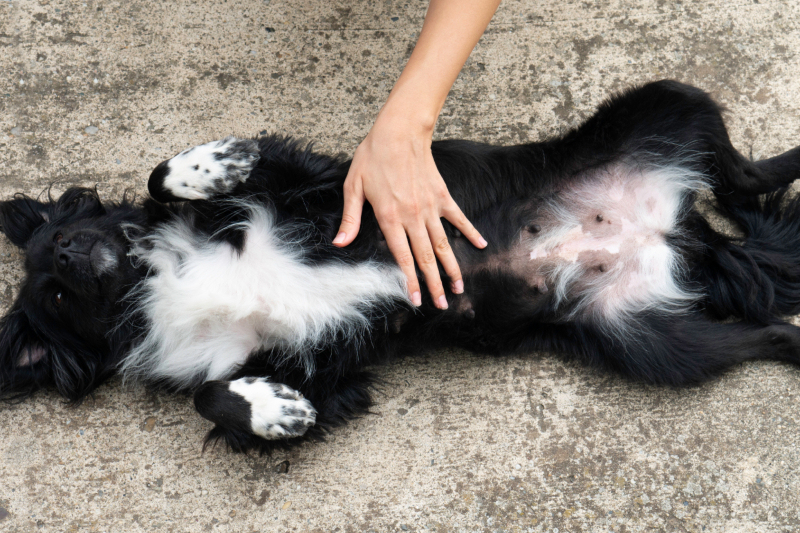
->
xmin=194 ymin=381 xmax=254 ymax=440
xmin=2 ymin=80 xmax=800 ymax=454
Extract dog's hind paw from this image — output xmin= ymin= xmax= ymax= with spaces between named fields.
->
xmin=148 ymin=136 xmax=260 ymax=203
xmin=229 ymin=377 xmax=317 ymax=440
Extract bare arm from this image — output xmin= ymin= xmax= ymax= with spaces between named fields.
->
xmin=333 ymin=0 xmax=500 ymax=309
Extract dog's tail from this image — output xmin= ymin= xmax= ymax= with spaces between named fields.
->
xmin=697 ymin=186 xmax=800 ymax=322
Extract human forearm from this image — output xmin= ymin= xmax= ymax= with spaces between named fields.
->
xmin=380 ymin=0 xmax=502 ymax=134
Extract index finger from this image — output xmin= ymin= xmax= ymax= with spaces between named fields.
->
xmin=442 ymin=201 xmax=487 ymax=249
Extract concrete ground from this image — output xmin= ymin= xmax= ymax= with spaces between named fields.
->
xmin=1 ymin=0 xmax=800 ymax=531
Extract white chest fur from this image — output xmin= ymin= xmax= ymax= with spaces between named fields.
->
xmin=120 ymin=204 xmax=408 ymax=388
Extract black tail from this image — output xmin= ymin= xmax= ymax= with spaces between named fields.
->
xmin=606 ymin=314 xmax=800 ymax=386
xmin=697 ymin=185 xmax=800 ymax=322
xmin=523 ymin=311 xmax=800 ymax=386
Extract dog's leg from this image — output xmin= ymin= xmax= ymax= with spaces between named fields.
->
xmin=706 ymin=142 xmax=800 ymax=204
xmin=618 ymin=81 xmax=800 ymax=201
xmin=752 ymin=146 xmax=800 ymax=188
xmin=193 ymin=377 xmax=317 ymax=449
xmin=537 ymin=80 xmax=799 ymax=203
xmin=147 ymin=136 xmax=260 ymax=203
xmin=195 ymin=343 xmax=382 ymax=453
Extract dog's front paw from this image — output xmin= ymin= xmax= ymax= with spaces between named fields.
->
xmin=229 ymin=377 xmax=317 ymax=440
xmin=148 ymin=136 xmax=260 ymax=203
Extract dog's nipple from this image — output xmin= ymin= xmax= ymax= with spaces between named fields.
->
xmin=533 ymin=277 xmax=549 ymax=294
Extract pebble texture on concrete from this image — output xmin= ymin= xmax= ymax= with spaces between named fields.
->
xmin=1 ymin=0 xmax=800 ymax=531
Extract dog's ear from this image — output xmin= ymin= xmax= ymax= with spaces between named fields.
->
xmin=0 ymin=307 xmax=50 ymax=400
xmin=0 ymin=305 xmax=107 ymax=402
xmin=0 ymin=195 xmax=53 ymax=248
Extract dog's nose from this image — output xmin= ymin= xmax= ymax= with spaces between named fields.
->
xmin=57 ymin=248 xmax=72 ymax=269
xmin=55 ymin=238 xmax=81 ymax=270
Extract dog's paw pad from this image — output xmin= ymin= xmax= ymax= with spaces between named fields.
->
xmin=258 ymin=397 xmax=317 ymax=439
xmin=229 ymin=377 xmax=317 ymax=440
xmin=148 ymin=136 xmax=260 ymax=202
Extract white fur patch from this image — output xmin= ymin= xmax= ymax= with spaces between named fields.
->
xmin=119 ymin=202 xmax=408 ymax=388
xmin=161 ymin=137 xmax=258 ymax=200
xmin=229 ymin=377 xmax=316 ymax=439
xmin=92 ymin=244 xmax=118 ymax=275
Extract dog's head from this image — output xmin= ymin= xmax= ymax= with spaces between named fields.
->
xmin=0 ymin=188 xmax=144 ymax=401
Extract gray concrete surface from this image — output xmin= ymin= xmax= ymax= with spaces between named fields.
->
xmin=1 ymin=0 xmax=800 ymax=531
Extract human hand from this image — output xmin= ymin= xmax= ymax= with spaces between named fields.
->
xmin=333 ymin=110 xmax=487 ymax=309
xmin=331 ymin=0 xmax=499 ymax=309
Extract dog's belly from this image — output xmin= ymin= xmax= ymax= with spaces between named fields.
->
xmin=499 ymin=162 xmax=707 ymax=322
xmin=122 ymin=204 xmax=408 ymax=387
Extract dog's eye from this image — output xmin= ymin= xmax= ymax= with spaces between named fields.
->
xmin=54 ymin=292 xmax=62 ymax=307
xmin=54 ymin=233 xmax=63 ymax=244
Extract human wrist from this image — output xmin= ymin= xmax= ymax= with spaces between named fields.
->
xmin=377 ymin=85 xmax=441 ymax=139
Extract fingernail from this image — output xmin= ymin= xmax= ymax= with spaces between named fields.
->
xmin=333 ymin=232 xmax=346 ymax=244
xmin=437 ymin=295 xmax=448 ymax=309
xmin=453 ymin=280 xmax=464 ymax=294
xmin=412 ymin=291 xmax=422 ymax=306
xmin=478 ymin=237 xmax=488 ymax=248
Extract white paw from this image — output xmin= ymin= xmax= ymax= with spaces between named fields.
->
xmin=149 ymin=136 xmax=260 ymax=202
xmin=228 ymin=377 xmax=317 ymax=440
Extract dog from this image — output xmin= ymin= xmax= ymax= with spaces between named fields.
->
xmin=2 ymin=80 xmax=800 ymax=454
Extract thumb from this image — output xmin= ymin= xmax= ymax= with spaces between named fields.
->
xmin=334 ymin=174 xmax=365 ymax=247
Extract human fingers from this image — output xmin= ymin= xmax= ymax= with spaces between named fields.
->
xmin=334 ymin=172 xmax=365 ymax=247
xmin=427 ymin=219 xmax=463 ymax=295
xmin=406 ymin=223 xmax=448 ymax=310
xmin=382 ymin=224 xmax=423 ymax=307
xmin=442 ymin=200 xmax=487 ymax=250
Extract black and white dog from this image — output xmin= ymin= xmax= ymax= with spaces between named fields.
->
xmin=2 ymin=80 xmax=800 ymax=453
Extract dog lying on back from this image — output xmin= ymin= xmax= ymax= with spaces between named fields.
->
xmin=2 ymin=80 xmax=800 ymax=453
